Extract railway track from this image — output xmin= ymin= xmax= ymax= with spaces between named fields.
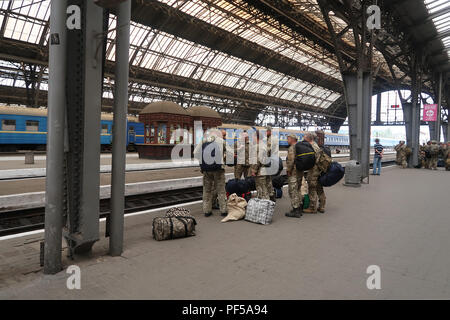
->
xmin=0 ymin=160 xmax=396 ymax=238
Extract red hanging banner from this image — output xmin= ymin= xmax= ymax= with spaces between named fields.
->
xmin=423 ymin=104 xmax=438 ymax=122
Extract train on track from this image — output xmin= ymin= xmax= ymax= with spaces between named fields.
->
xmin=0 ymin=106 xmax=144 ymax=152
xmin=0 ymin=106 xmax=399 ymax=152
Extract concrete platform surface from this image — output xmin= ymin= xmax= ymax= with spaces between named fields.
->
xmin=1 ymin=166 xmax=449 ymax=299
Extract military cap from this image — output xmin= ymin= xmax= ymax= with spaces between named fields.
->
xmin=288 ymin=133 xmax=298 ymax=140
xmin=265 ymin=125 xmax=273 ymax=131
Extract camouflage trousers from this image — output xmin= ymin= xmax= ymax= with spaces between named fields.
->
xmin=398 ymin=155 xmax=407 ymax=168
xmin=306 ymin=166 xmax=325 ymax=211
xmin=234 ymin=165 xmax=250 ymax=179
xmin=255 ymin=175 xmax=270 ymax=200
xmin=427 ymin=157 xmax=438 ymax=169
xmin=265 ymin=175 xmax=274 ymax=198
xmin=202 ymin=170 xmax=227 ymax=214
xmin=288 ymin=169 xmax=303 ymax=209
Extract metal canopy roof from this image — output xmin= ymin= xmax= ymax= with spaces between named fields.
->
xmin=0 ymin=0 xmax=448 ymax=127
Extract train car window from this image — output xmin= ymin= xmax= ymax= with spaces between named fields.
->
xmin=26 ymin=120 xmax=39 ymax=132
xmin=101 ymin=124 xmax=109 ymax=134
xmin=2 ymin=119 xmax=16 ymax=131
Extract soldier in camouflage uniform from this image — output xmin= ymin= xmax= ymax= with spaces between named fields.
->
xmin=194 ymin=130 xmax=232 ymax=217
xmin=285 ymin=134 xmax=303 ymax=218
xmin=303 ymin=132 xmax=331 ymax=214
xmin=445 ymin=142 xmax=450 ymax=171
xmin=250 ymin=129 xmax=271 ymax=200
xmin=419 ymin=143 xmax=427 ymax=168
xmin=234 ymin=130 xmax=250 ymax=179
xmin=394 ymin=141 xmax=408 ymax=168
xmin=429 ymin=140 xmax=440 ymax=170
xmin=423 ymin=141 xmax=432 ymax=169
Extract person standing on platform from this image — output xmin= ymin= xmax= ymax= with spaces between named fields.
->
xmin=194 ymin=130 xmax=231 ymax=217
xmin=285 ymin=134 xmax=303 ymax=218
xmin=429 ymin=140 xmax=440 ymax=170
xmin=303 ymin=132 xmax=330 ymax=214
xmin=372 ymin=138 xmax=384 ymax=175
xmin=445 ymin=142 xmax=450 ymax=171
xmin=394 ymin=140 xmax=407 ymax=168
xmin=250 ymin=129 xmax=270 ymax=200
xmin=234 ymin=130 xmax=250 ymax=179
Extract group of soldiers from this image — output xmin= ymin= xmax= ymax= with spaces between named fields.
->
xmin=285 ymin=131 xmax=331 ymax=219
xmin=419 ymin=141 xmax=450 ymax=170
xmin=194 ymin=126 xmax=332 ymax=218
xmin=194 ymin=126 xmax=276 ymax=217
xmin=394 ymin=140 xmax=450 ymax=171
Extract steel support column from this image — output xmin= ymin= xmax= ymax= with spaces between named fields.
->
xmin=64 ymin=1 xmax=104 ymax=255
xmin=403 ymin=79 xmax=421 ymax=167
xmin=343 ymin=71 xmax=372 ymax=181
xmin=375 ymin=93 xmax=382 ymax=125
xmin=44 ymin=0 xmax=68 ymax=275
xmin=110 ymin=0 xmax=131 ymax=256
xmin=436 ymin=72 xmax=443 ymax=142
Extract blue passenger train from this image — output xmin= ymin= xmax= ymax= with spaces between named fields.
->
xmin=0 ymin=106 xmax=398 ymax=152
xmin=0 ymin=106 xmax=144 ymax=152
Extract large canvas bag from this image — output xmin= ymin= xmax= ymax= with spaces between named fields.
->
xmin=152 ymin=207 xmax=197 ymax=241
xmin=245 ymin=198 xmax=275 ymax=225
xmin=222 ymin=194 xmax=247 ymax=223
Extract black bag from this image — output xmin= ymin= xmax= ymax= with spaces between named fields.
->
xmin=274 ymin=188 xmax=283 ymax=199
xmin=319 ymin=161 xmax=345 ymax=187
xmin=274 ymin=156 xmax=283 ymax=176
xmin=295 ymin=141 xmax=316 ymax=171
xmin=245 ymin=176 xmax=256 ymax=191
xmin=199 ymin=141 xmax=222 ymax=172
xmin=226 ymin=178 xmax=250 ymax=197
xmin=272 ymin=175 xmax=285 ymax=189
xmin=321 ymin=146 xmax=332 ymax=157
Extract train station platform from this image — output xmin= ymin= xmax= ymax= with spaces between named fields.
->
xmin=1 ymin=166 xmax=449 ymax=299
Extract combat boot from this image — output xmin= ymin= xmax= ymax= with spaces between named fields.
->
xmin=204 ymin=212 xmax=213 ymax=217
xmin=285 ymin=207 xmax=302 ymax=218
xmin=303 ymin=207 xmax=317 ymax=214
xmin=318 ymin=206 xmax=325 ymax=213
xmin=221 ymin=211 xmax=228 ymax=217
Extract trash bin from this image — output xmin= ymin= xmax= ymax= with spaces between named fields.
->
xmin=344 ymin=160 xmax=361 ymax=187
xmin=25 ymin=151 xmax=35 ymax=165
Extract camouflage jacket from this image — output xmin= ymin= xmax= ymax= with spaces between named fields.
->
xmin=286 ymin=144 xmax=296 ymax=174
xmin=311 ymin=141 xmax=331 ymax=173
xmin=250 ymin=142 xmax=269 ymax=176
xmin=234 ymin=140 xmax=250 ymax=166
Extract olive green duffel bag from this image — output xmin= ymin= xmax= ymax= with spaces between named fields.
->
xmin=152 ymin=207 xmax=197 ymax=241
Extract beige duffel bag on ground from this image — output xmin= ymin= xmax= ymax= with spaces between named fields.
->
xmin=222 ymin=193 xmax=247 ymax=223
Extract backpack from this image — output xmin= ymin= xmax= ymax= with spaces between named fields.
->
xmin=272 ymin=175 xmax=285 ymax=189
xmin=245 ymin=176 xmax=256 ymax=191
xmin=274 ymin=188 xmax=283 ymax=199
xmin=272 ymin=156 xmax=284 ymax=176
xmin=226 ymin=179 xmax=250 ymax=198
xmin=321 ymin=146 xmax=332 ymax=157
xmin=430 ymin=145 xmax=439 ymax=157
xmin=319 ymin=162 xmax=345 ymax=187
xmin=295 ymin=141 xmax=316 ymax=171
xmin=405 ymin=147 xmax=412 ymax=157
xmin=199 ymin=141 xmax=222 ymax=172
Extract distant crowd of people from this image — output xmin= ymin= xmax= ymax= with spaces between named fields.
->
xmin=374 ymin=139 xmax=450 ymax=174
